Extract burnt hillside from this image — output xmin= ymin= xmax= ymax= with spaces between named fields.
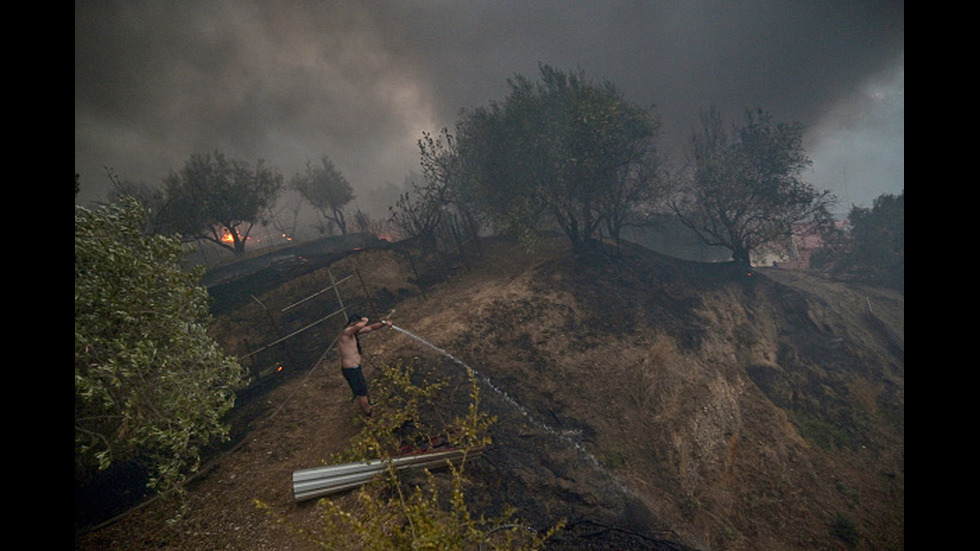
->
xmin=76 ymin=236 xmax=903 ymax=550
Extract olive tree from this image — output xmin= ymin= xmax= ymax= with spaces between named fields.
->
xmin=843 ymin=192 xmax=904 ymax=289
xmin=159 ymin=150 xmax=283 ymax=256
xmin=815 ymin=191 xmax=904 ymax=290
xmin=672 ymin=107 xmax=836 ymax=270
xmin=292 ymin=155 xmax=355 ymax=236
xmin=457 ymin=65 xmax=663 ymax=251
xmin=75 ymin=197 xmax=247 ymax=493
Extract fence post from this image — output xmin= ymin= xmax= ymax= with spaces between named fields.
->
xmin=251 ymin=294 xmax=297 ymax=372
xmin=328 ymin=268 xmax=347 ymax=320
xmin=353 ymin=266 xmax=381 ymax=315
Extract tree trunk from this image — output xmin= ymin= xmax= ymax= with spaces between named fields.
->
xmin=732 ymin=247 xmax=752 ymax=275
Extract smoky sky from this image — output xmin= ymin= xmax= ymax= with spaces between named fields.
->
xmin=75 ymin=0 xmax=903 ymax=215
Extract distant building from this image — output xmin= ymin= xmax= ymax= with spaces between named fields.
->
xmin=768 ymin=221 xmax=849 ymax=270
xmin=624 ymin=214 xmax=847 ymax=270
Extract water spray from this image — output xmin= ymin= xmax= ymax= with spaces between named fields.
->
xmin=387 ymin=322 xmax=633 ymax=496
xmin=389 ymin=323 xmax=531 ymax=418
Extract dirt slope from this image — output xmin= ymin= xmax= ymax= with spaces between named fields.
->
xmin=75 ymin=237 xmax=903 ymax=550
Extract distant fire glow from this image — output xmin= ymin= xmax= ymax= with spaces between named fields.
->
xmin=220 ymin=230 xmax=242 ymax=244
xmin=220 ymin=229 xmax=292 ymax=245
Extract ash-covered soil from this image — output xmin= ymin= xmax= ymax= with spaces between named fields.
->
xmin=76 ymin=237 xmax=903 ymax=550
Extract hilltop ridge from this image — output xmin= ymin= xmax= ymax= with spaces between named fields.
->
xmin=76 ymin=236 xmax=903 ymax=550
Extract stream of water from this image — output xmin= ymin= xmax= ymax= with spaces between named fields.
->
xmin=389 ymin=323 xmax=632 ymax=495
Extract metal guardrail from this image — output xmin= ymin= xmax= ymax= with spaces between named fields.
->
xmin=292 ymin=447 xmax=484 ymax=502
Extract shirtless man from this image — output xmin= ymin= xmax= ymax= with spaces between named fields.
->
xmin=338 ymin=313 xmax=391 ymax=416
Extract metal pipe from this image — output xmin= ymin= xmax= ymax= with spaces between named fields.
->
xmin=292 ymin=447 xmax=483 ymax=502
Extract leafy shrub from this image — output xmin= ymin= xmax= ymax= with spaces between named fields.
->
xmin=75 ymin=198 xmax=248 ymax=493
xmin=262 ymin=358 xmax=564 ymax=549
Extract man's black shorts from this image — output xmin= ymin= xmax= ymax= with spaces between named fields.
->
xmin=342 ymin=365 xmax=369 ymax=397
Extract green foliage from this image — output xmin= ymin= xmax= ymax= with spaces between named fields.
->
xmin=292 ymin=155 xmax=355 ymax=236
xmin=787 ymin=410 xmax=860 ymax=451
xmin=75 ymin=197 xmax=248 ymax=493
xmin=600 ymin=449 xmax=627 ymax=469
xmin=308 ymin=461 xmax=564 ymax=551
xmin=261 ymin=358 xmax=563 ymax=549
xmin=457 ymin=64 xmax=663 ymax=251
xmin=673 ymin=107 xmax=836 ymax=268
xmin=840 ymin=192 xmax=904 ymax=290
xmin=335 ymin=358 xmax=469 ymax=462
xmin=158 ymin=150 xmax=283 ymax=255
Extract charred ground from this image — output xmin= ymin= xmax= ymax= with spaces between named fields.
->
xmin=75 ymin=236 xmax=904 ymax=550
